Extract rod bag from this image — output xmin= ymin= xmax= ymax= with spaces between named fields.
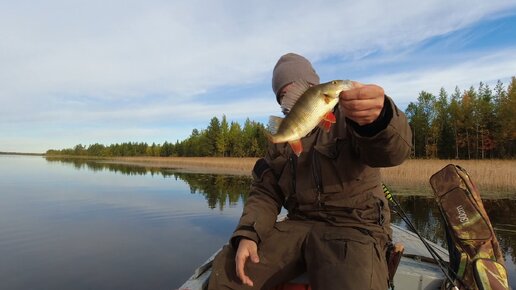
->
xmin=429 ymin=164 xmax=509 ymax=290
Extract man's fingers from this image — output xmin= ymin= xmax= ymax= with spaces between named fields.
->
xmin=340 ymin=98 xmax=382 ymax=112
xmin=235 ymin=239 xmax=259 ymax=287
xmin=235 ymin=254 xmax=254 ymax=286
xmin=344 ymin=108 xmax=379 ymax=119
xmin=340 ymin=83 xmax=384 ymax=101
xmin=235 ymin=253 xmax=247 ymax=279
xmin=250 ymin=252 xmax=259 ymax=263
xmin=351 ymin=80 xmax=364 ymax=88
xmin=249 ymin=245 xmax=260 ymax=263
xmin=339 ymin=81 xmax=362 ymax=101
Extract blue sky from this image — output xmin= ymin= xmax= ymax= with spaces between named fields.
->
xmin=1 ymin=0 xmax=516 ymax=153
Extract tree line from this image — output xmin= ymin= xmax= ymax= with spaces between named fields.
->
xmin=46 ymin=116 xmax=269 ymax=158
xmin=406 ymin=77 xmax=515 ymax=159
xmin=47 ymin=77 xmax=515 ymax=160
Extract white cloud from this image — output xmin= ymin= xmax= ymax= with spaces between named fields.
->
xmin=0 ymin=0 xmax=515 ymax=151
xmin=2 ymin=0 xmax=514 ymax=99
xmin=369 ymin=49 xmax=516 ymax=107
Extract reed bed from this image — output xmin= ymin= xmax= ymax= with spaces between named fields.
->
xmin=381 ymin=159 xmax=516 ymax=197
xmin=108 ymin=156 xmax=258 ymax=176
xmin=108 ymin=157 xmax=515 ymax=197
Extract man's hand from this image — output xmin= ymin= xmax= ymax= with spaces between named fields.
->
xmin=235 ymin=238 xmax=260 ymax=287
xmin=339 ymin=81 xmax=385 ymax=126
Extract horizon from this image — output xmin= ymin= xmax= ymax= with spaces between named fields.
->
xmin=1 ymin=1 xmax=516 ymax=153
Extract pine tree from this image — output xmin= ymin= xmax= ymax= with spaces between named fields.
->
xmin=405 ymin=91 xmax=435 ymax=158
xmin=217 ymin=115 xmax=230 ymax=157
xmin=434 ymin=88 xmax=454 ymax=158
xmin=475 ymin=82 xmax=496 ymax=159
xmin=499 ymin=77 xmax=516 ymax=157
xmin=228 ymin=121 xmax=244 ymax=157
xmin=449 ymin=87 xmax=462 ymax=159
xmin=460 ymin=87 xmax=476 ymax=159
xmin=206 ymin=117 xmax=221 ymax=156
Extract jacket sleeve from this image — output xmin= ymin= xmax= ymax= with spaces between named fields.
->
xmin=347 ymin=96 xmax=412 ymax=167
xmin=230 ymin=145 xmax=286 ymax=248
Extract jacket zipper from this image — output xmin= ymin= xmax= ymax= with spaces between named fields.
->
xmin=377 ymin=199 xmax=385 ymax=225
xmin=289 ymin=154 xmax=297 ymax=196
xmin=312 ymin=149 xmax=323 ymax=207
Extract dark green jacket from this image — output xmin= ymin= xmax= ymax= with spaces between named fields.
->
xmin=232 ymin=96 xmax=412 ymax=246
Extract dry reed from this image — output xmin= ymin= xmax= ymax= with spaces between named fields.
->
xmin=381 ymin=159 xmax=516 ymax=197
xmin=108 ymin=156 xmax=258 ymax=176
xmin=108 ymin=157 xmax=516 ymax=197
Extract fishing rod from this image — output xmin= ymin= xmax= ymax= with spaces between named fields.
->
xmin=382 ymin=183 xmax=461 ymax=290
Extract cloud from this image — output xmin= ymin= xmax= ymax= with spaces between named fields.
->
xmin=368 ymin=48 xmax=516 ymax=107
xmin=1 ymin=0 xmax=515 ymax=152
xmin=2 ymin=0 xmax=514 ymax=100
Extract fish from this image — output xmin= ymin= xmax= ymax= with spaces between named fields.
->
xmin=267 ymin=79 xmax=354 ymax=156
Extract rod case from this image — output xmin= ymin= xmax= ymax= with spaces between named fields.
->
xmin=429 ymin=164 xmax=509 ymax=290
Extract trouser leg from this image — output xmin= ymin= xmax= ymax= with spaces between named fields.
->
xmin=305 ymin=225 xmax=389 ymax=290
xmin=208 ymin=219 xmax=312 ymax=290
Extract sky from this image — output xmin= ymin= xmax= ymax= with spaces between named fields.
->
xmin=1 ymin=0 xmax=516 ymax=153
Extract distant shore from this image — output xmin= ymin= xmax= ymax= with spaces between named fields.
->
xmin=42 ymin=155 xmax=516 ymax=197
xmin=100 ymin=156 xmax=257 ymax=176
xmin=0 ymin=152 xmax=44 ymax=156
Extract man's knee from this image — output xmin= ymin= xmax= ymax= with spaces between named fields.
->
xmin=305 ymin=226 xmax=389 ymax=290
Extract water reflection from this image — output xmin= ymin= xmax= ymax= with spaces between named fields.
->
xmin=46 ymin=157 xmax=173 ymax=176
xmin=45 ymin=157 xmax=516 ymax=285
xmin=45 ymin=157 xmax=252 ymax=210
xmin=177 ymin=173 xmax=250 ymax=210
xmin=391 ymin=196 xmax=516 ymax=265
xmin=390 ymin=196 xmax=447 ymax=245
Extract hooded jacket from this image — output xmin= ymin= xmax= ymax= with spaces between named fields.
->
xmin=232 ymin=96 xmax=412 ymax=246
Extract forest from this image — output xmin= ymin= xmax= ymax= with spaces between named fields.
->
xmin=407 ymin=77 xmax=515 ymax=159
xmin=46 ymin=77 xmax=515 ymax=159
xmin=46 ymin=117 xmax=269 ymax=158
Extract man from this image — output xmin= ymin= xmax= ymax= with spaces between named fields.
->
xmin=208 ymin=53 xmax=412 ymax=290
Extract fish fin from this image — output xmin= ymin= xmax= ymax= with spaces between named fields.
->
xmin=280 ymin=79 xmax=311 ymax=113
xmin=288 ymin=140 xmax=303 ymax=156
xmin=319 ymin=120 xmax=332 ymax=133
xmin=323 ymin=111 xmax=336 ymax=123
xmin=267 ymin=115 xmax=283 ymax=135
xmin=319 ymin=112 xmax=336 ymax=133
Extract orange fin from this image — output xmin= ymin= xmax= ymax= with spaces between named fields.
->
xmin=319 ymin=112 xmax=336 ymax=133
xmin=288 ymin=140 xmax=303 ymax=156
xmin=323 ymin=112 xmax=336 ymax=123
xmin=319 ymin=120 xmax=332 ymax=132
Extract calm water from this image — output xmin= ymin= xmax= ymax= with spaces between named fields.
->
xmin=0 ymin=155 xmax=514 ymax=289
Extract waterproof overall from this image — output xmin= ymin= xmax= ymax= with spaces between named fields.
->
xmin=208 ymin=97 xmax=412 ymax=290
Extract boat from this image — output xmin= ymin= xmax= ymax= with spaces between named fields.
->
xmin=178 ymin=223 xmax=449 ymax=290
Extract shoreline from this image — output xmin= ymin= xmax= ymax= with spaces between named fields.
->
xmin=99 ymin=156 xmax=258 ymax=176
xmin=44 ymin=155 xmax=516 ymax=197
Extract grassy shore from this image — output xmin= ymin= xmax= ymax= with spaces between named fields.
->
xmin=101 ymin=156 xmax=258 ymax=176
xmin=381 ymin=159 xmax=516 ymax=197
xmin=99 ymin=156 xmax=515 ymax=197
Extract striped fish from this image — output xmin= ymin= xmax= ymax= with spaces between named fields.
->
xmin=267 ymin=79 xmax=353 ymax=156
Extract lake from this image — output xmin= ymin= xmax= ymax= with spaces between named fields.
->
xmin=0 ymin=155 xmax=514 ymax=289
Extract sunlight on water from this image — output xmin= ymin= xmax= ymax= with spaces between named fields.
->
xmin=0 ymin=155 xmax=514 ymax=289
